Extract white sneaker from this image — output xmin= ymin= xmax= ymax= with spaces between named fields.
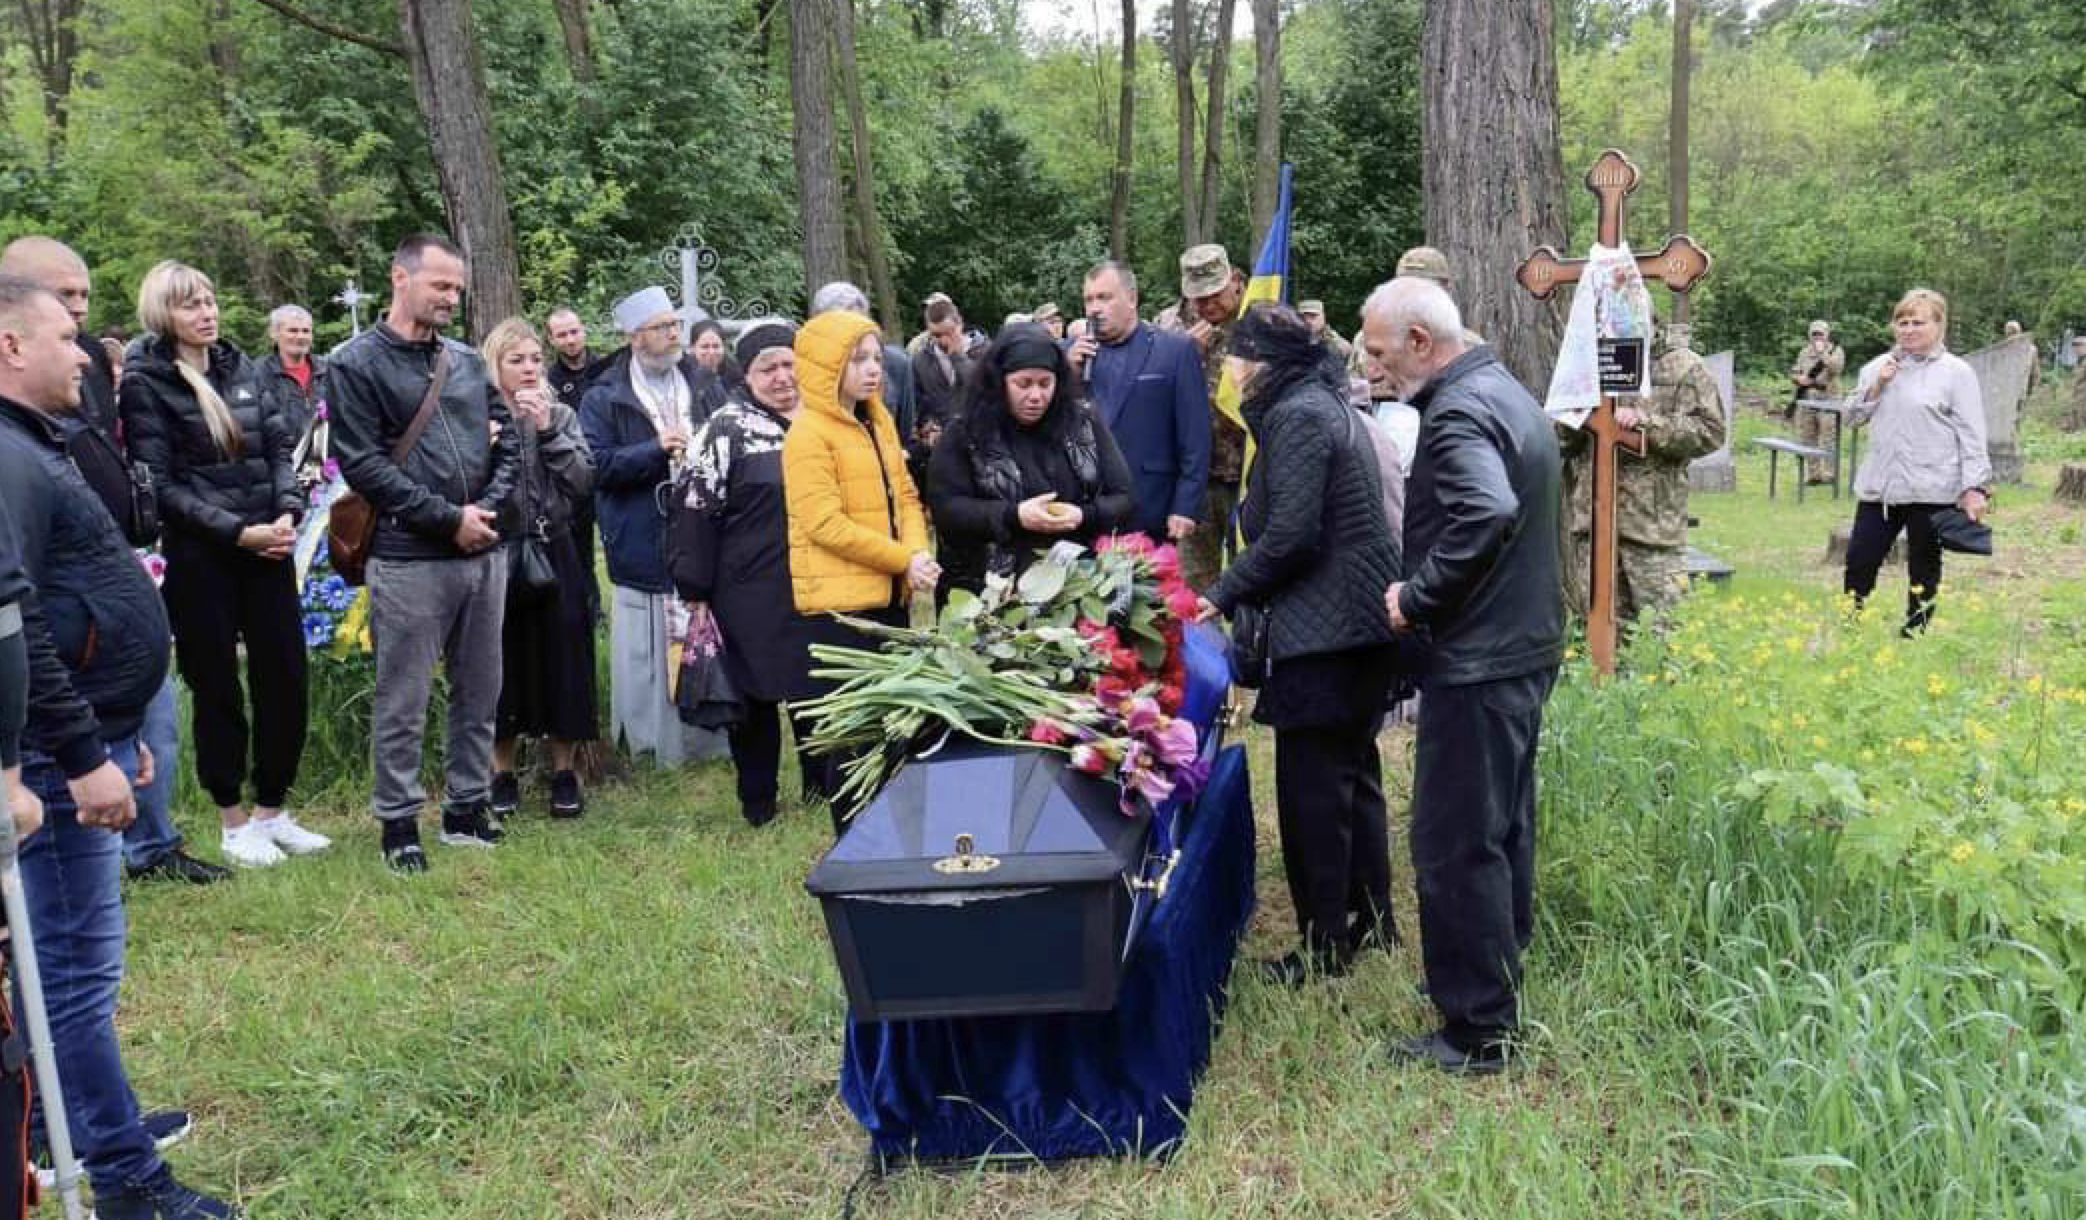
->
xmin=220 ymin=820 xmax=287 ymax=867
xmin=252 ymin=811 xmax=332 ymax=855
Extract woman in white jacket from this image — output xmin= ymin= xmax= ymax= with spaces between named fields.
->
xmin=1842 ymin=287 xmax=1992 ymax=634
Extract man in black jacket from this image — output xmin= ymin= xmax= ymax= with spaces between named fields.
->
xmin=330 ymin=235 xmax=518 ymax=872
xmin=0 ymin=237 xmax=226 ymax=887
xmin=0 ymin=276 xmax=241 ymax=1218
xmin=1364 ymin=276 xmax=1564 ymax=1076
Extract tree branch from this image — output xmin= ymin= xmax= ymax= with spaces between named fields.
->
xmin=243 ymin=0 xmax=404 ymax=56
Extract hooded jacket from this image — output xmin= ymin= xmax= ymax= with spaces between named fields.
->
xmin=119 ymin=337 xmax=301 ymax=546
xmin=782 ymin=312 xmax=928 ymax=614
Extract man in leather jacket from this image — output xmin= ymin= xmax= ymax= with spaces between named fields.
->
xmin=1364 ymin=276 xmax=1564 ymax=1076
xmin=329 ymin=234 xmax=518 ymax=873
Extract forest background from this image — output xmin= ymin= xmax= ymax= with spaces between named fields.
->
xmin=3 ymin=0 xmax=2083 ymax=378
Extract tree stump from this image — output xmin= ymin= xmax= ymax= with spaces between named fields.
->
xmin=2057 ymin=463 xmax=2086 ymax=504
xmin=2063 ymin=371 xmax=2086 ymax=432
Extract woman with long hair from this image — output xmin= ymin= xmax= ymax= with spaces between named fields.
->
xmin=121 ymin=260 xmax=326 ymax=866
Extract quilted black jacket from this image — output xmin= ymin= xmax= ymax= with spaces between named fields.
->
xmin=120 ymin=337 xmax=301 ymax=545
xmin=1207 ymin=375 xmax=1398 ymax=662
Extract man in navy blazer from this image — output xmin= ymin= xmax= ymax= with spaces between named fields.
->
xmin=1070 ymin=261 xmax=1211 ymax=543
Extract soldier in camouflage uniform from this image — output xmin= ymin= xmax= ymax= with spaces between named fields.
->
xmin=1559 ymin=332 xmax=1727 ymax=630
xmin=1155 ymin=244 xmax=1246 ymax=589
xmin=1789 ymin=319 xmax=1846 ymax=484
xmin=1299 ymin=300 xmax=1352 ymax=363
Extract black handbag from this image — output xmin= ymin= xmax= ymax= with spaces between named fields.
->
xmin=1928 ymin=506 xmax=1992 ymax=556
xmin=509 ymin=517 xmax=560 ymax=598
xmin=1228 ymin=602 xmax=1271 ymax=689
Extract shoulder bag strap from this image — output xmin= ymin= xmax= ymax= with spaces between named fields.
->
xmin=391 ymin=346 xmax=450 ymax=464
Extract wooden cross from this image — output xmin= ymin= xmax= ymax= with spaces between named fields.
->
xmin=1517 ymin=148 xmax=1713 ymax=677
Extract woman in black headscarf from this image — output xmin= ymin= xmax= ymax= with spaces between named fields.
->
xmin=1201 ymin=302 xmax=1401 ymax=985
xmin=926 ymin=322 xmax=1134 ymax=599
xmin=687 ymin=319 xmax=738 ymax=416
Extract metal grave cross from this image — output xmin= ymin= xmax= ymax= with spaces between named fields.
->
xmin=1517 ymin=148 xmax=1713 ymax=677
xmin=333 ymin=279 xmax=370 ymax=336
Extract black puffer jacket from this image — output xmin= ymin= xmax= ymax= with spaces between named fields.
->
xmin=329 ymin=323 xmax=519 ymax=562
xmin=0 ymin=395 xmax=171 ymax=776
xmin=1396 ymin=346 xmax=1563 ymax=687
xmin=1207 ymin=375 xmax=1398 ymax=663
xmin=120 ymin=337 xmax=300 ymax=545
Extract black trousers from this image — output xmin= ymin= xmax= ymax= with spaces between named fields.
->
xmin=728 ymin=700 xmax=825 ymax=827
xmin=1273 ymin=717 xmax=1391 ymax=957
xmin=1843 ymin=500 xmax=1945 ymax=634
xmin=162 ymin=533 xmax=309 ymax=808
xmin=1410 ymin=667 xmax=1556 ymax=1054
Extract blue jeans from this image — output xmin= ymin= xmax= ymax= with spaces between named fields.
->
xmin=16 ymin=735 xmax=165 ymax=1194
xmin=120 ymin=675 xmax=184 ymax=871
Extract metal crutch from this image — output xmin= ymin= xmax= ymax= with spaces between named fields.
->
xmin=0 ymin=768 xmax=91 ymax=1220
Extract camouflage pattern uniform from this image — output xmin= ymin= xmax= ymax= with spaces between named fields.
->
xmin=1560 ymin=343 xmax=1727 ymax=630
xmin=1789 ymin=332 xmax=1846 ymax=482
xmin=1155 ymin=301 xmax=1241 ymax=589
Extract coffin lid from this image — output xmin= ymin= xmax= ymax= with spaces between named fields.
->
xmin=806 ymin=742 xmax=1151 ymax=896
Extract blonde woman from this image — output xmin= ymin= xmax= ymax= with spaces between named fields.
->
xmin=1843 ymin=288 xmax=1992 ymax=634
xmin=120 ymin=261 xmax=327 ymax=866
xmin=480 ymin=317 xmax=597 ymax=820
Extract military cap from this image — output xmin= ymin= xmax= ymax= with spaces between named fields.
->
xmin=1179 ymin=244 xmax=1235 ymax=300
xmin=1809 ymin=319 xmax=1831 ymax=336
xmin=1297 ymin=299 xmax=1326 ymax=317
xmin=1031 ymin=302 xmax=1061 ymax=323
xmin=1395 ymin=246 xmax=1453 ymax=284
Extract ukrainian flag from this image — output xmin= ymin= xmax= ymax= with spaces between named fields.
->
xmin=1215 ymin=161 xmax=1292 ymax=496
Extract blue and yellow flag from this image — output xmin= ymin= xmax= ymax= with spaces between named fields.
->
xmin=1215 ymin=161 xmax=1292 ymax=486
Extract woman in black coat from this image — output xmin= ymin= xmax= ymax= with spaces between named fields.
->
xmin=1202 ymin=302 xmax=1400 ymax=984
xmin=121 ymin=260 xmax=328 ymax=867
xmin=667 ymin=321 xmax=818 ymax=827
xmin=926 ymin=323 xmax=1134 ymax=598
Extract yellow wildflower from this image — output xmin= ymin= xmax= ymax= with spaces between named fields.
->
xmin=2066 ymin=797 xmax=2086 ymax=816
xmin=1926 ymin=675 xmax=1947 ymax=697
xmin=2028 ymin=674 xmax=2045 ymax=695
xmin=1949 ymin=842 xmax=1975 ymax=864
xmin=1904 ymin=737 xmax=1930 ymax=755
xmin=1812 ymin=735 xmax=1828 ymax=750
xmin=1792 ymin=713 xmax=1809 ymax=729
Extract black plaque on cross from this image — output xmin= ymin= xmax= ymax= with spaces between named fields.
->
xmin=1517 ymin=148 xmax=1713 ymax=677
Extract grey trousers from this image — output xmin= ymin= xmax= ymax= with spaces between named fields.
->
xmin=368 ymin=552 xmax=508 ymax=821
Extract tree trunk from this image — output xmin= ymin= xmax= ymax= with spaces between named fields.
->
xmin=15 ymin=0 xmax=82 ymax=149
xmin=1668 ymin=0 xmax=1693 ymax=329
xmin=788 ymin=0 xmax=847 ymax=301
xmin=1170 ymin=0 xmax=1200 ymax=250
xmin=398 ymin=0 xmax=522 ymax=342
xmin=831 ymin=0 xmax=898 ymax=328
xmin=1249 ymin=0 xmax=1281 ymax=246
xmin=1421 ymin=0 xmax=1568 ymax=393
xmin=2055 ymin=463 xmax=2086 ymax=503
xmin=551 ymin=0 xmax=596 ymax=82
xmin=1196 ymin=0 xmax=1235 ymax=244
xmin=1109 ymin=0 xmax=1137 ymax=261
xmin=2064 ymin=369 xmax=2086 ymax=432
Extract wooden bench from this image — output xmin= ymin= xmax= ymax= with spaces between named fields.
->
xmin=1753 ymin=437 xmax=1831 ymax=502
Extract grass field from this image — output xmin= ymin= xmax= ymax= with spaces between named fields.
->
xmin=108 ymin=390 xmax=2086 ymax=1219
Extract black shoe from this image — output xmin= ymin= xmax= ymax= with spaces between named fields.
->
xmin=1257 ymin=948 xmax=1350 ymax=988
xmin=126 ymin=849 xmax=232 ymax=885
xmin=489 ymin=771 xmax=520 ymax=818
xmin=381 ymin=819 xmax=428 ymax=874
xmin=93 ymin=1169 xmax=241 ymax=1219
xmin=439 ymin=805 xmax=503 ymax=849
xmin=741 ymin=797 xmax=778 ymax=827
xmin=1387 ymin=1030 xmax=1508 ymax=1076
xmin=548 ymin=770 xmax=584 ymax=820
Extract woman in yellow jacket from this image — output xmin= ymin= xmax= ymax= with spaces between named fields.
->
xmin=782 ymin=309 xmax=938 ymax=826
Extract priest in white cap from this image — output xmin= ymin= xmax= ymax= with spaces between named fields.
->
xmin=579 ymin=286 xmax=728 ymax=766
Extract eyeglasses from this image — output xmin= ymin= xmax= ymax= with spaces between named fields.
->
xmin=635 ymin=319 xmax=681 ymax=339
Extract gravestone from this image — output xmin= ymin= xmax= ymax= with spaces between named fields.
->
xmin=1687 ymin=350 xmax=1737 ymax=493
xmin=1961 ymin=335 xmax=2033 ymax=484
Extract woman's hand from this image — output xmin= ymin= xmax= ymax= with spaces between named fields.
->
xmin=512 ymin=386 xmax=553 ymax=430
xmin=1193 ymin=597 xmax=1220 ymax=624
xmin=1017 ymin=493 xmax=1081 ymax=533
xmin=905 ymin=551 xmax=942 ymax=593
xmin=239 ymin=514 xmax=296 ymax=559
xmin=1959 ymin=487 xmax=1989 ymax=523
